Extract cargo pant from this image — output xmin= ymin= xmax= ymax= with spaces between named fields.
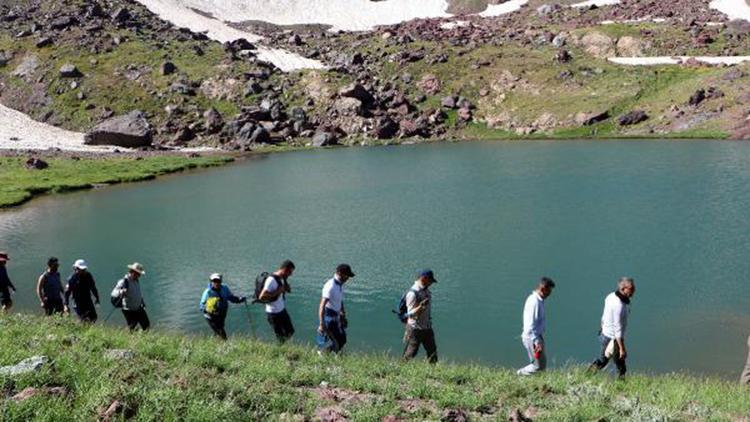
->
xmin=517 ymin=335 xmax=546 ymax=375
xmin=403 ymin=326 xmax=438 ymax=364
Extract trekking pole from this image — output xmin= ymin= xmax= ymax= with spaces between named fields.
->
xmin=244 ymin=302 xmax=257 ymax=340
xmin=103 ymin=306 xmax=117 ymax=323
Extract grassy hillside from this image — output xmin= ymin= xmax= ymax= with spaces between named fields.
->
xmin=0 ymin=314 xmax=747 ymax=421
xmin=0 ymin=155 xmax=232 ymax=207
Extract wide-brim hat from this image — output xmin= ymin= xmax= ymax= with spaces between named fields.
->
xmin=127 ymin=262 xmax=146 ymax=275
xmin=0 ymin=251 xmax=9 ymax=262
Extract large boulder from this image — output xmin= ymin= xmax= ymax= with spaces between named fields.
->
xmin=312 ymin=132 xmax=338 ymax=147
xmin=580 ymin=32 xmax=614 ymax=59
xmin=338 ymin=83 xmax=374 ymax=105
xmin=616 ymin=36 xmax=645 ymax=56
xmin=59 ymin=63 xmax=82 ymax=78
xmin=618 ymin=110 xmax=649 ymax=126
xmin=84 ymin=111 xmax=153 ymax=147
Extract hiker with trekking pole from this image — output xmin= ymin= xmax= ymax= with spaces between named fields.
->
xmin=317 ymin=264 xmax=355 ymax=354
xmin=254 ymin=260 xmax=296 ymax=343
xmin=110 ymin=262 xmax=150 ymax=331
xmin=64 ymin=259 xmax=100 ymax=323
xmin=199 ymin=273 xmax=247 ymax=340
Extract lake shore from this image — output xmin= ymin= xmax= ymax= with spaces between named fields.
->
xmin=0 ymin=314 xmax=747 ymax=421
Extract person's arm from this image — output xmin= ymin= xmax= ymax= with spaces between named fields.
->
xmin=64 ymin=276 xmax=73 ymax=308
xmin=318 ymin=297 xmax=328 ymax=333
xmin=226 ymin=287 xmax=245 ymax=303
xmin=258 ymin=277 xmax=283 ymax=302
xmin=199 ymin=289 xmax=208 ymax=312
xmin=609 ymin=299 xmax=626 ymax=358
xmin=36 ymin=274 xmax=45 ymax=305
xmin=90 ymin=275 xmax=100 ymax=304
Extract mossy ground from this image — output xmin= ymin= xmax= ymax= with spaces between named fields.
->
xmin=0 ymin=314 xmax=748 ymax=421
xmin=0 ymin=155 xmax=232 ymax=208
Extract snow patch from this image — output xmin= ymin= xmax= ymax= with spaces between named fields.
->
xmin=608 ymin=56 xmax=750 ymax=65
xmin=709 ymin=0 xmax=750 ymax=21
xmin=600 ymin=17 xmax=667 ymax=24
xmin=134 ymin=0 xmax=325 ymax=71
xmin=440 ymin=20 xmax=469 ymax=30
xmin=571 ymin=0 xmax=620 ymax=8
xmin=478 ymin=0 xmax=529 ymax=17
xmin=0 ymin=104 xmax=112 ymax=152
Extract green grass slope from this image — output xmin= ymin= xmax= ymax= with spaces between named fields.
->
xmin=0 ymin=315 xmax=747 ymax=421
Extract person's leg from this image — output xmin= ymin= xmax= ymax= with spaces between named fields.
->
xmin=741 ymin=335 xmax=750 ymax=385
xmin=138 ymin=309 xmax=150 ymax=331
xmin=208 ymin=317 xmax=227 ymax=340
xmin=52 ymin=300 xmax=64 ymax=315
xmin=267 ymin=312 xmax=287 ymax=342
xmin=402 ymin=327 xmax=421 ymax=361
xmin=43 ymin=302 xmax=54 ymax=316
xmin=517 ymin=337 xmax=539 ymax=375
xmin=422 ymin=329 xmax=438 ymax=364
xmin=590 ymin=334 xmax=611 ymax=371
xmin=122 ymin=310 xmax=138 ymax=330
xmin=325 ymin=318 xmax=346 ymax=353
xmin=279 ymin=309 xmax=295 ymax=341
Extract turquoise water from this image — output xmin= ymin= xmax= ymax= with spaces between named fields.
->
xmin=2 ymin=141 xmax=749 ymax=378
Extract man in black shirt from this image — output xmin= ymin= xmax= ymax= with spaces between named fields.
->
xmin=64 ymin=259 xmax=100 ymax=322
xmin=0 ymin=251 xmax=16 ymax=312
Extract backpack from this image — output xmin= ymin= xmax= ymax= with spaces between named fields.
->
xmin=252 ymin=272 xmax=281 ymax=304
xmin=204 ymin=295 xmax=224 ymax=316
xmin=394 ymin=288 xmax=418 ymax=323
xmin=110 ymin=277 xmax=128 ymax=308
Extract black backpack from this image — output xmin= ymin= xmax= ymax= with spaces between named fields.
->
xmin=252 ymin=272 xmax=282 ymax=304
xmin=394 ymin=288 xmax=418 ymax=323
xmin=110 ymin=277 xmax=128 ymax=308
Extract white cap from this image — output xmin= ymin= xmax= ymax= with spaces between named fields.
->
xmin=209 ymin=273 xmax=223 ymax=281
xmin=73 ymin=259 xmax=88 ymax=270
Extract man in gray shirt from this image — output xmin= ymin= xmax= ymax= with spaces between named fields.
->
xmin=403 ymin=269 xmax=438 ymax=364
xmin=37 ymin=257 xmax=64 ymax=316
xmin=113 ymin=262 xmax=149 ymax=331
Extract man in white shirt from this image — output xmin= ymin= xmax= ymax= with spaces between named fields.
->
xmin=318 ymin=264 xmax=355 ymax=353
xmin=590 ymin=277 xmax=636 ymax=378
xmin=517 ymin=277 xmax=555 ymax=376
xmin=403 ymin=269 xmax=438 ymax=364
xmin=258 ymin=260 xmax=296 ymax=342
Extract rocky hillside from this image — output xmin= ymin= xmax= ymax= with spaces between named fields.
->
xmin=1 ymin=0 xmax=750 ymax=151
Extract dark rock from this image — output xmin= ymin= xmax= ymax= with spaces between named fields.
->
xmin=224 ymin=38 xmax=255 ymax=52
xmin=339 ymin=83 xmax=374 ymax=105
xmin=689 ymin=89 xmax=706 ymax=106
xmin=440 ymin=409 xmax=468 ymax=422
xmin=59 ymin=63 xmax=82 ymax=78
xmin=618 ymin=110 xmax=649 ymax=126
xmin=84 ymin=111 xmax=153 ymax=148
xmin=577 ymin=110 xmax=609 ymax=126
xmin=169 ymin=82 xmax=195 ymax=96
xmin=86 ymin=2 xmax=106 ymax=18
xmin=244 ymin=80 xmax=264 ymax=96
xmin=25 ymin=157 xmax=48 ymax=170
xmin=204 ymin=108 xmax=223 ymax=134
xmin=160 ymin=61 xmax=177 ymax=76
xmin=290 ymin=107 xmax=307 ymax=123
xmin=555 ymin=49 xmax=572 ymax=63
xmin=0 ymin=50 xmax=10 ymax=67
xmin=237 ymin=122 xmax=257 ymax=142
xmin=312 ymin=132 xmax=337 ymax=147
xmin=111 ymin=8 xmax=130 ymax=23
xmin=288 ymin=34 xmax=302 ymax=46
xmin=50 ymin=16 xmax=76 ymax=30
xmin=373 ymin=117 xmax=399 ymax=139
xmin=241 ymin=106 xmax=271 ymax=121
xmin=508 ymin=408 xmax=533 ymax=422
xmin=35 ymin=37 xmax=53 ymax=48
xmin=249 ymin=126 xmax=271 ymax=144
xmin=172 ymin=126 xmax=194 ymax=143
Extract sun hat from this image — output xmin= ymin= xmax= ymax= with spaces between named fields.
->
xmin=127 ymin=262 xmax=145 ymax=275
xmin=0 ymin=252 xmax=9 ymax=262
xmin=73 ymin=259 xmax=88 ymax=270
xmin=209 ymin=273 xmax=223 ymax=282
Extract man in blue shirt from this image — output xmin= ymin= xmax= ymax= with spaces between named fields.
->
xmin=200 ymin=273 xmax=247 ymax=340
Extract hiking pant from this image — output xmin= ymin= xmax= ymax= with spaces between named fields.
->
xmin=323 ymin=309 xmax=347 ymax=353
xmin=206 ymin=315 xmax=227 ymax=340
xmin=591 ymin=334 xmax=626 ymax=377
xmin=122 ymin=308 xmax=150 ymax=331
xmin=518 ymin=335 xmax=546 ymax=375
xmin=403 ymin=326 xmax=438 ymax=364
xmin=1 ymin=288 xmax=12 ymax=309
xmin=43 ymin=299 xmax=64 ymax=316
xmin=267 ymin=309 xmax=294 ymax=342
xmin=741 ymin=335 xmax=750 ymax=385
xmin=75 ymin=306 xmax=97 ymax=323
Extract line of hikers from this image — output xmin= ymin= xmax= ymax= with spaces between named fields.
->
xmin=2 ymin=251 xmax=749 ymax=382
